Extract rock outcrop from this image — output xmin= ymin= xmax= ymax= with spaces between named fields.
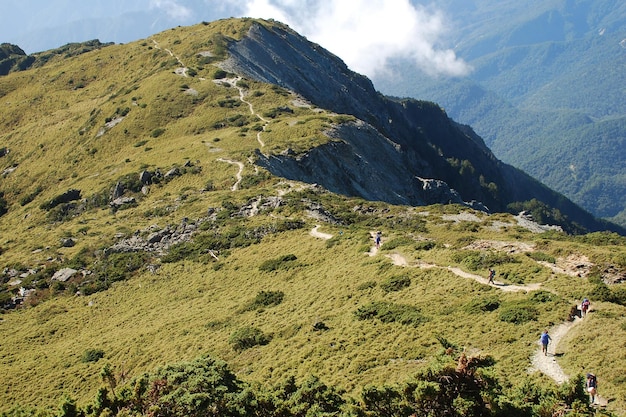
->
xmin=220 ymin=20 xmax=616 ymax=232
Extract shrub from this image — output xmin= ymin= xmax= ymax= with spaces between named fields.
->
xmin=150 ymin=128 xmax=165 ymax=138
xmin=530 ymin=290 xmax=556 ymax=303
xmin=527 ymin=251 xmax=556 ymax=263
xmin=243 ymin=290 xmax=284 ymax=311
xmin=229 ymin=326 xmax=271 ymax=351
xmin=380 ymin=275 xmax=411 ymax=293
xmin=213 ymin=69 xmax=227 ymax=79
xmin=379 ymin=237 xmax=413 ymax=250
xmin=81 ymin=349 xmax=105 ymax=363
xmin=415 ymin=241 xmax=437 ymax=251
xmin=354 ymin=302 xmax=426 ymax=327
xmin=40 ymin=189 xmax=81 ymax=210
xmin=357 ymin=281 xmax=377 ymax=290
xmin=454 ymin=250 xmax=519 ymax=271
xmin=498 ymin=303 xmax=538 ymax=324
xmin=464 ymin=296 xmax=500 ymax=313
xmin=259 ymin=254 xmax=297 ymax=272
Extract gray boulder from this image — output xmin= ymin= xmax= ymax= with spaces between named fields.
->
xmin=52 ymin=268 xmax=77 ymax=282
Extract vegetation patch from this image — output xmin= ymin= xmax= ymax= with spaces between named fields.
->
xmin=259 ymin=254 xmax=298 ymax=272
xmin=464 ymin=296 xmax=501 ymax=313
xmin=453 ymin=250 xmax=520 ymax=271
xmin=242 ymin=290 xmax=285 ymax=311
xmin=229 ymin=326 xmax=271 ymax=351
xmin=526 ymin=251 xmax=556 ymax=263
xmin=380 ymin=274 xmax=411 ymax=293
xmin=498 ymin=301 xmax=539 ymax=324
xmin=354 ymin=301 xmax=426 ymax=327
xmin=80 ymin=348 xmax=105 ymax=363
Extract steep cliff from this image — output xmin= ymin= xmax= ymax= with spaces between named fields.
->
xmin=220 ymin=21 xmax=618 ymax=233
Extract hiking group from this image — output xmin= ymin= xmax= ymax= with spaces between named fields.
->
xmin=540 ymin=298 xmax=598 ymax=405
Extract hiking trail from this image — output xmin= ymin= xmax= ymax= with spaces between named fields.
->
xmin=216 ymin=158 xmax=244 ymax=191
xmin=375 ymin=245 xmax=609 ymax=406
xmin=215 ymin=77 xmax=268 ymax=149
xmin=310 ymin=225 xmax=333 ymax=240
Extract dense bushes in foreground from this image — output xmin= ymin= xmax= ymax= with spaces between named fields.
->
xmin=1 ymin=350 xmax=605 ymax=417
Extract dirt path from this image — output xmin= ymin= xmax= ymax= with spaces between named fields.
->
xmin=151 ymin=39 xmax=188 ymax=77
xmin=378 ymin=248 xmax=542 ymax=293
xmin=216 ymin=77 xmax=268 ymax=149
xmin=216 ymin=158 xmax=244 ymax=191
xmin=384 ymin=247 xmax=607 ymax=404
xmin=528 ymin=318 xmax=609 ymax=407
xmin=310 ymin=225 xmax=333 ymax=240
xmin=529 ymin=320 xmax=581 ymax=384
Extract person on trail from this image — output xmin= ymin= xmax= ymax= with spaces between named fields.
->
xmin=581 ymin=297 xmax=590 ymax=317
xmin=586 ymin=373 xmax=598 ymax=404
xmin=540 ymin=330 xmax=551 ymax=356
xmin=375 ymin=231 xmax=382 ymax=249
xmin=488 ymin=268 xmax=496 ymax=284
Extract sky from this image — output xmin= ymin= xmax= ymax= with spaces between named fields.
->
xmin=0 ymin=0 xmax=471 ymax=79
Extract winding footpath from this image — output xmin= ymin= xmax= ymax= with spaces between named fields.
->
xmin=216 ymin=158 xmax=244 ymax=191
xmin=218 ymin=76 xmax=269 ymax=149
xmin=310 ymin=225 xmax=333 ymax=240
xmin=310 ymin=229 xmax=608 ymax=406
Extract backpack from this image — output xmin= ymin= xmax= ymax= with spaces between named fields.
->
xmin=588 ymin=375 xmax=597 ymax=388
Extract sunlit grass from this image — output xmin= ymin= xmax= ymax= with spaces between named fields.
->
xmin=1 ymin=18 xmax=626 ymax=416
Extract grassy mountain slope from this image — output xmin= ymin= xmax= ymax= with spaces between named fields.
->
xmin=1 ymin=18 xmax=626 ymax=416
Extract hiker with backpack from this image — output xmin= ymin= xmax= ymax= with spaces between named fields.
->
xmin=581 ymin=297 xmax=590 ymax=317
xmin=586 ymin=373 xmax=598 ymax=404
xmin=488 ymin=268 xmax=496 ymax=284
xmin=374 ymin=231 xmax=382 ymax=249
xmin=540 ymin=329 xmax=551 ymax=356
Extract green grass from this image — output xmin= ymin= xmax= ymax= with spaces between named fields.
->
xmin=0 ymin=18 xmax=625 ymax=417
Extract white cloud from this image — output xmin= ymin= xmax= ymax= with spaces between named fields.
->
xmin=150 ymin=0 xmax=193 ymax=20
xmin=230 ymin=0 xmax=470 ymax=78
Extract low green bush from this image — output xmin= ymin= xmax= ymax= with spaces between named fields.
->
xmin=259 ymin=254 xmax=297 ymax=272
xmin=81 ymin=349 xmax=105 ymax=363
xmin=415 ymin=241 xmax=437 ymax=251
xmin=530 ymin=290 xmax=556 ymax=303
xmin=354 ymin=301 xmax=426 ymax=327
xmin=380 ymin=275 xmax=411 ymax=293
xmin=243 ymin=290 xmax=284 ymax=311
xmin=526 ymin=252 xmax=556 ymax=264
xmin=229 ymin=326 xmax=271 ymax=351
xmin=464 ymin=296 xmax=501 ymax=313
xmin=357 ymin=281 xmax=377 ymax=291
xmin=498 ymin=302 xmax=538 ymax=324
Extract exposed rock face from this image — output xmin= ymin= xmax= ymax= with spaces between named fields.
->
xmin=257 ymin=120 xmax=461 ymax=207
xmin=221 ymin=21 xmax=613 ymax=232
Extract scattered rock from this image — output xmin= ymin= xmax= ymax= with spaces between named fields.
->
xmin=51 ymin=268 xmax=78 ymax=282
xmin=111 ymin=181 xmax=124 ymax=199
xmin=139 ymin=170 xmax=152 ymax=185
xmin=164 ymin=167 xmax=180 ymax=179
xmin=110 ymin=196 xmax=136 ymax=208
xmin=61 ymin=238 xmax=75 ymax=247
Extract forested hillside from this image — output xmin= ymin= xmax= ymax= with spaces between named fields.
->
xmin=376 ymin=0 xmax=626 ymax=226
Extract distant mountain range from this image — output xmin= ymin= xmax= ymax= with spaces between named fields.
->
xmin=374 ymin=0 xmax=626 ymax=227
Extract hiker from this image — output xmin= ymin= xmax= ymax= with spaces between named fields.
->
xmin=488 ymin=268 xmax=496 ymax=284
xmin=586 ymin=373 xmax=597 ymax=404
xmin=540 ymin=330 xmax=551 ymax=356
xmin=374 ymin=231 xmax=382 ymax=249
xmin=581 ymin=298 xmax=589 ymax=317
